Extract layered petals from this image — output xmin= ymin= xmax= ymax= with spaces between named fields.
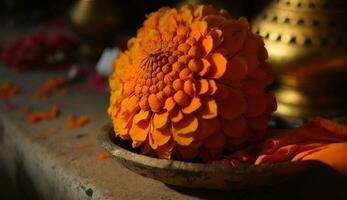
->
xmin=108 ymin=4 xmax=275 ymax=161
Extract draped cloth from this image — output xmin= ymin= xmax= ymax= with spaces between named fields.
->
xmin=215 ymin=117 xmax=347 ymax=176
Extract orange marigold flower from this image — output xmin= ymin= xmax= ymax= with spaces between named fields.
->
xmin=0 ymin=80 xmax=20 ymax=99
xmin=108 ymin=5 xmax=276 ymax=161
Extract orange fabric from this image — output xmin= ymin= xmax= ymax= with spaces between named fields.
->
xmin=255 ymin=117 xmax=347 ymax=175
xmin=215 ymin=117 xmax=347 ymax=176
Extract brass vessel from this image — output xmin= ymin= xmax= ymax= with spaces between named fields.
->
xmin=252 ymin=0 xmax=347 ymax=119
xmin=69 ymin=0 xmax=122 ymax=58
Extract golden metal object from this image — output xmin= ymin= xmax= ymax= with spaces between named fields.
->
xmin=69 ymin=0 xmax=122 ymax=58
xmin=252 ymin=0 xmax=347 ymax=119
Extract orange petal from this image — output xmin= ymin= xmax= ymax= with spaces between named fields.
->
xmin=220 ymin=19 xmax=248 ymax=55
xmin=173 ymin=131 xmax=194 ymax=146
xmin=204 ymin=132 xmax=225 ymax=149
xmin=148 ymin=94 xmax=163 ymax=112
xmin=199 ymin=97 xmax=217 ymax=119
xmin=173 ymin=113 xmax=198 ymax=135
xmin=210 ymin=29 xmax=223 ymax=50
xmin=173 ymin=90 xmax=190 ymax=106
xmin=188 ymin=59 xmax=203 ymax=73
xmin=197 ymin=78 xmax=209 ymax=95
xmin=182 ymin=97 xmax=201 ymax=114
xmin=177 ymin=145 xmax=199 ymax=160
xmin=218 ymin=88 xmax=246 ymax=120
xmin=244 ymin=94 xmax=267 ymax=117
xmin=155 ymin=137 xmax=175 ymax=159
xmin=133 ymin=110 xmax=150 ymax=124
xmin=190 ymin=21 xmax=207 ymax=40
xmin=214 ymin=83 xmax=230 ymax=101
xmin=222 ymin=116 xmax=246 ymax=138
xmin=241 ymin=54 xmax=259 ymax=73
xmin=242 ymin=79 xmax=266 ymax=96
xmin=198 ymin=59 xmax=211 ymax=76
xmin=203 ymin=15 xmax=225 ymax=28
xmin=207 ymin=53 xmax=227 ymax=79
xmin=128 ymin=95 xmax=140 ymax=112
xmin=202 ymin=35 xmax=213 ymax=55
xmin=164 ymin=97 xmax=176 ymax=112
xmin=196 ymin=117 xmax=218 ymax=140
xmin=149 ymin=127 xmax=171 ymax=149
xmin=188 ymin=45 xmax=202 ymax=58
xmin=153 ymin=112 xmax=169 ymax=130
xmin=247 ymin=114 xmax=272 ymax=130
xmin=129 ymin=120 xmax=150 ymax=145
xmin=265 ymin=93 xmax=277 ymax=113
xmin=170 ymin=107 xmax=184 ymax=123
xmin=206 ymin=79 xmax=217 ymax=95
xmin=221 ymin=56 xmax=248 ymax=84
xmin=183 ymin=79 xmax=196 ymax=97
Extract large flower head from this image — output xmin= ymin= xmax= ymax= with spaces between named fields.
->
xmin=108 ymin=5 xmax=276 ymax=161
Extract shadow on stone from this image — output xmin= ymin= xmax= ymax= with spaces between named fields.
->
xmin=15 ymin=160 xmax=41 ymax=200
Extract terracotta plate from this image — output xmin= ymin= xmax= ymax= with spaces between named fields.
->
xmin=100 ymin=124 xmax=322 ymax=190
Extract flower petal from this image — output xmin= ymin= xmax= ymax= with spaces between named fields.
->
xmin=207 ymin=53 xmax=227 ymax=79
xmin=214 ymin=83 xmax=230 ymax=101
xmin=220 ymin=56 xmax=248 ymax=84
xmin=182 ymin=97 xmax=201 ymax=114
xmin=183 ymin=79 xmax=196 ymax=97
xmin=149 ymin=94 xmax=163 ymax=112
xmin=155 ymin=137 xmax=175 ymax=159
xmin=164 ymin=97 xmax=176 ymax=112
xmin=199 ymin=97 xmax=217 ymax=119
xmin=177 ymin=145 xmax=199 ymax=160
xmin=198 ymin=59 xmax=211 ymax=76
xmin=173 ymin=131 xmax=194 ymax=146
xmin=173 ymin=90 xmax=190 ymax=106
xmin=196 ymin=117 xmax=218 ymax=140
xmin=265 ymin=93 xmax=277 ymax=113
xmin=133 ymin=110 xmax=150 ymax=124
xmin=247 ymin=114 xmax=272 ymax=130
xmin=222 ymin=116 xmax=246 ymax=138
xmin=173 ymin=113 xmax=198 ymax=135
xmin=153 ymin=112 xmax=169 ymax=129
xmin=129 ymin=120 xmax=150 ymax=144
xmin=244 ymin=94 xmax=267 ymax=117
xmin=149 ymin=127 xmax=171 ymax=149
xmin=218 ymin=88 xmax=246 ymax=120
xmin=202 ymin=35 xmax=213 ymax=55
xmin=197 ymin=78 xmax=209 ymax=95
xmin=204 ymin=132 xmax=225 ymax=149
xmin=206 ymin=79 xmax=217 ymax=95
xmin=170 ymin=107 xmax=184 ymax=123
xmin=220 ymin=19 xmax=248 ymax=55
xmin=190 ymin=21 xmax=207 ymax=40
